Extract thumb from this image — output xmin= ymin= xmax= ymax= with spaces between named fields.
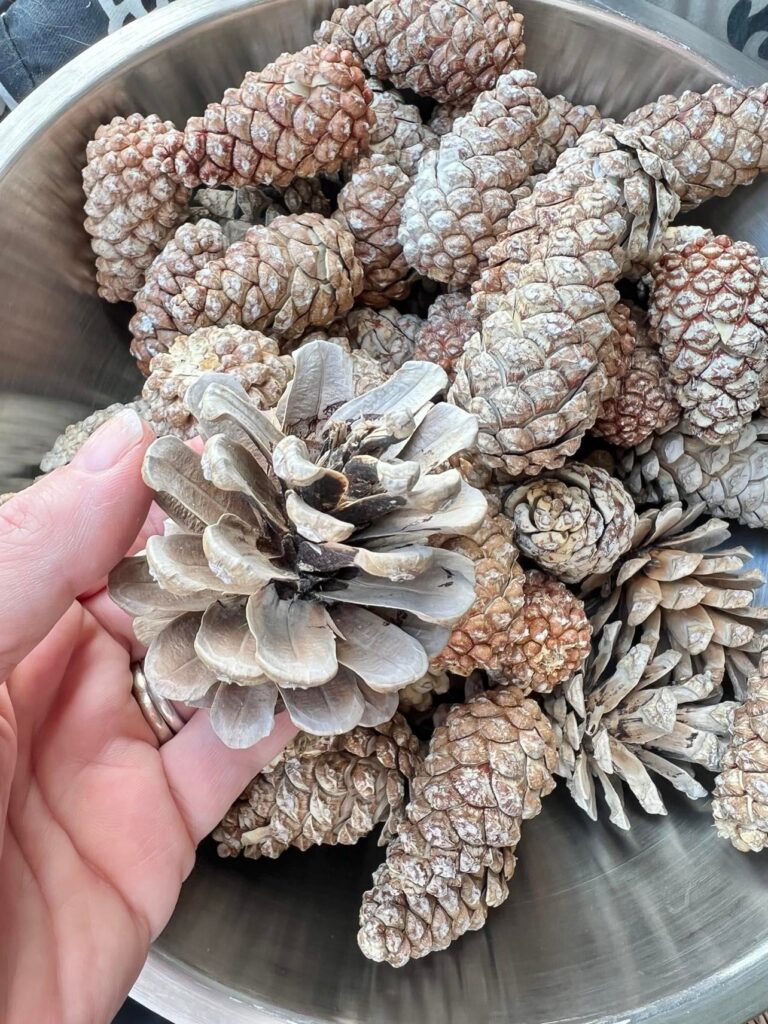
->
xmin=0 ymin=408 xmax=153 ymax=680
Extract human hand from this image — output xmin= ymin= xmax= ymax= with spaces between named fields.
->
xmin=0 ymin=410 xmax=297 ymax=1024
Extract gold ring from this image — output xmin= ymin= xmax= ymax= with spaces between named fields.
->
xmin=131 ymin=662 xmax=184 ymax=744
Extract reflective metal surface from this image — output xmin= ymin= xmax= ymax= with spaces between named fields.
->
xmin=1 ymin=1 xmax=768 ymax=1022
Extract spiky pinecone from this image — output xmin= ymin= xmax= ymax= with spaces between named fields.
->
xmin=547 ymin=615 xmax=738 ymax=831
xmin=712 ymin=653 xmax=768 ymax=852
xmin=649 ymin=233 xmax=768 ymax=444
xmin=188 ymin=180 xmax=332 ymax=241
xmin=83 ymin=114 xmax=191 ymax=303
xmin=130 ymin=219 xmax=229 ymax=373
xmin=335 ymin=155 xmax=414 ymax=307
xmin=624 ymin=82 xmax=768 ymax=209
xmin=414 ymin=291 xmax=480 ymax=381
xmin=213 ymin=714 xmax=421 ymax=858
xmin=432 ymin=512 xmax=526 ymax=677
xmin=364 ymin=79 xmax=438 ymax=177
xmin=141 ymin=326 xmax=293 ymax=437
xmin=358 ymin=687 xmax=555 ymax=966
xmin=155 ymin=45 xmax=373 ymax=189
xmin=39 ymin=399 xmax=149 ymax=473
xmin=109 ymin=344 xmax=485 ymax=747
xmin=344 ymin=306 xmax=422 ymax=375
xmin=315 ymin=0 xmax=526 ymax=105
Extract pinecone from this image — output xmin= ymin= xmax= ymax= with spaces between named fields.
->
xmin=213 ymin=714 xmax=421 ymax=858
xmin=649 ymin=233 xmax=768 ymax=444
xmin=593 ymin=306 xmax=681 ymax=447
xmin=398 ymin=668 xmax=451 ymax=713
xmin=414 ymin=291 xmax=481 ymax=381
xmin=344 ymin=306 xmax=422 ymax=375
xmin=581 ymin=502 xmax=768 ymax=701
xmin=431 ymin=512 xmax=526 ymax=677
xmin=626 ymin=224 xmax=715 ymax=281
xmin=364 ymin=79 xmax=438 ymax=177
xmin=546 ymin=615 xmax=738 ymax=830
xmin=399 ymin=70 xmax=549 ymax=287
xmin=334 ymin=155 xmax=414 ymax=308
xmin=131 ymin=213 xmax=364 ymax=362
xmin=130 ymin=219 xmax=229 ymax=373
xmin=155 ymin=45 xmax=373 ymax=189
xmin=141 ymin=326 xmax=293 ymax=438
xmin=533 ymin=94 xmax=606 ymax=174
xmin=357 ymin=687 xmax=555 ymax=966
xmin=624 ymin=82 xmax=768 ymax=209
xmin=618 ymin=418 xmax=768 ymax=530
xmin=315 ymin=0 xmax=526 ymax=105
xmin=428 ymin=101 xmax=471 ymax=137
xmin=600 ymin=301 xmax=638 ymax=402
xmin=109 ymin=343 xmax=485 ymax=747
xmin=83 ymin=114 xmax=191 ymax=303
xmin=712 ymin=653 xmax=768 ymax=852
xmin=39 ymin=399 xmax=149 ymax=473
xmin=189 ymin=180 xmax=332 ymax=240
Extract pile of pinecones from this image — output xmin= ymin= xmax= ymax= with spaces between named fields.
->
xmin=64 ymin=0 xmax=768 ymax=968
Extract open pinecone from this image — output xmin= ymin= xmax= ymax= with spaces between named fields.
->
xmin=109 ymin=343 xmax=485 ymax=747
xmin=414 ymin=292 xmax=480 ymax=382
xmin=358 ymin=687 xmax=555 ymax=966
xmin=214 ymin=714 xmax=420 ymax=858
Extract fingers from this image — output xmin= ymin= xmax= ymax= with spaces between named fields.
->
xmin=0 ymin=410 xmax=153 ymax=680
xmin=160 ymin=711 xmax=298 ymax=844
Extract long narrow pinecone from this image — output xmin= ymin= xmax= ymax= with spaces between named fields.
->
xmin=155 ymin=45 xmax=373 ymax=189
xmin=358 ymin=688 xmax=556 ymax=966
xmin=214 ymin=715 xmax=421 ymax=859
xmin=414 ymin=291 xmax=481 ymax=381
xmin=83 ymin=114 xmax=190 ymax=303
xmin=364 ymin=79 xmax=438 ymax=177
xmin=315 ymin=0 xmax=526 ymax=104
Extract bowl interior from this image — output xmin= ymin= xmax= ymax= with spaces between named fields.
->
xmin=2 ymin=1 xmax=768 ymax=1022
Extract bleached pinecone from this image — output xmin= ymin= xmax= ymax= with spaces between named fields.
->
xmin=533 ymin=94 xmax=606 ymax=174
xmin=626 ymin=224 xmax=715 ymax=281
xmin=335 ymin=156 xmax=414 ymax=307
xmin=428 ymin=101 xmax=471 ymax=137
xmin=399 ymin=70 xmax=549 ymax=287
xmin=581 ymin=502 xmax=768 ymax=700
xmin=358 ymin=687 xmax=556 ymax=966
xmin=344 ymin=306 xmax=422 ymax=375
xmin=414 ymin=291 xmax=480 ymax=381
xmin=315 ymin=0 xmax=526 ymax=105
xmin=624 ymin=82 xmax=768 ymax=209
xmin=141 ymin=326 xmax=293 ymax=437
xmin=547 ymin=616 xmax=738 ymax=831
xmin=155 ymin=45 xmax=373 ymax=189
xmin=213 ymin=714 xmax=421 ymax=858
xmin=109 ymin=344 xmax=485 ymax=747
xmin=364 ymin=79 xmax=438 ymax=177
xmin=83 ymin=114 xmax=191 ymax=303
xmin=600 ymin=301 xmax=638 ymax=402
xmin=617 ymin=417 xmax=768 ymax=530
xmin=189 ymin=180 xmax=332 ymax=240
xmin=398 ymin=669 xmax=451 ymax=713
xmin=39 ymin=399 xmax=149 ymax=473
xmin=712 ymin=653 xmax=768 ymax=852
xmin=432 ymin=512 xmax=526 ymax=677
xmin=593 ymin=306 xmax=681 ymax=447
xmin=130 ymin=219 xmax=229 ymax=373
xmin=649 ymin=233 xmax=768 ymax=444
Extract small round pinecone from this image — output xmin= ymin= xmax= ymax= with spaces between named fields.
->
xmin=432 ymin=512 xmax=526 ymax=677
xmin=344 ymin=306 xmax=422 ymax=375
xmin=189 ymin=180 xmax=332 ymax=240
xmin=495 ymin=569 xmax=591 ymax=694
xmin=505 ymin=462 xmax=637 ymax=585
xmin=155 ymin=45 xmax=373 ymax=189
xmin=130 ymin=219 xmax=228 ymax=373
xmin=316 ymin=0 xmax=526 ymax=105
xmin=141 ymin=325 xmax=294 ymax=437
xmin=428 ymin=100 xmax=471 ymax=137
xmin=649 ymin=233 xmax=768 ymax=444
xmin=414 ymin=292 xmax=481 ymax=381
xmin=39 ymin=400 xmax=148 ymax=473
xmin=83 ymin=113 xmax=190 ymax=303
xmin=365 ymin=79 xmax=438 ymax=177
xmin=398 ymin=669 xmax=451 ymax=713
xmin=334 ymin=155 xmax=414 ymax=308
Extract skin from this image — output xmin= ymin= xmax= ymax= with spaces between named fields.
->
xmin=0 ymin=410 xmax=296 ymax=1024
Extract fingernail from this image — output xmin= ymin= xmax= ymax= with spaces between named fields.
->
xmin=73 ymin=409 xmax=146 ymax=473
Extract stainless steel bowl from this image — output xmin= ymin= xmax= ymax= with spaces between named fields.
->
xmin=2 ymin=1 xmax=768 ymax=1022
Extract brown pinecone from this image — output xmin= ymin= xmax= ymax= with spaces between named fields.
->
xmin=600 ymin=301 xmax=638 ymax=402
xmin=214 ymin=715 xmax=421 ymax=859
xmin=344 ymin=306 xmax=422 ymax=374
xmin=432 ymin=513 xmax=526 ymax=677
xmin=712 ymin=653 xmax=768 ymax=853
xmin=334 ymin=155 xmax=414 ymax=308
xmin=364 ymin=79 xmax=438 ymax=177
xmin=358 ymin=687 xmax=556 ymax=966
xmin=414 ymin=291 xmax=481 ymax=381
xmin=624 ymin=82 xmax=768 ymax=209
xmin=533 ymin=94 xmax=606 ymax=174
xmin=39 ymin=399 xmax=149 ymax=473
xmin=316 ymin=0 xmax=526 ymax=105
xmin=141 ymin=325 xmax=293 ymax=437
xmin=649 ymin=233 xmax=768 ymax=444
xmin=593 ymin=307 xmax=681 ymax=447
xmin=496 ymin=570 xmax=591 ymax=694
xmin=188 ymin=180 xmax=332 ymax=240
xmin=155 ymin=45 xmax=373 ymax=189
xmin=130 ymin=219 xmax=229 ymax=373
xmin=83 ymin=114 xmax=191 ymax=303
